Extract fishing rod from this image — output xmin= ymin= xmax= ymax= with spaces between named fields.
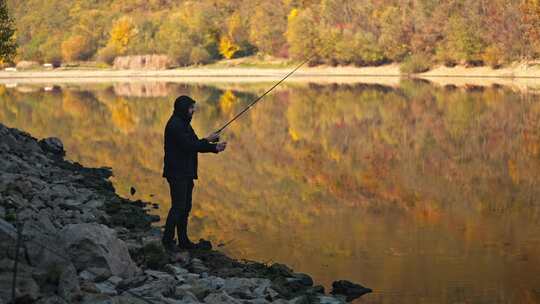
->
xmin=214 ymin=52 xmax=318 ymax=134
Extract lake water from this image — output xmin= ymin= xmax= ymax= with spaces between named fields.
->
xmin=1 ymin=79 xmax=540 ymax=303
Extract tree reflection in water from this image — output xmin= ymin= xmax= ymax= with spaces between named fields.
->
xmin=1 ymin=80 xmax=540 ymax=303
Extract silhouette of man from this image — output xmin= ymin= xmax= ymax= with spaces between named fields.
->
xmin=162 ymin=95 xmax=227 ymax=250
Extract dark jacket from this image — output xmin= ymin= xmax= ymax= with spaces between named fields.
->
xmin=162 ymin=114 xmax=217 ymax=179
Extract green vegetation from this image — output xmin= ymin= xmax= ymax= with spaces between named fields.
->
xmin=0 ymin=0 xmax=16 ymax=65
xmin=5 ymin=0 xmax=540 ymax=68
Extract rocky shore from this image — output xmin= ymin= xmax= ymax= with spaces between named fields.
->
xmin=0 ymin=123 xmax=371 ymax=304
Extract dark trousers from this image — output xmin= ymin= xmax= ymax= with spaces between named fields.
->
xmin=162 ymin=178 xmax=194 ymax=245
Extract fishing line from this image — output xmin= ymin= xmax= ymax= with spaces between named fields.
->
xmin=215 ymin=52 xmax=318 ymax=133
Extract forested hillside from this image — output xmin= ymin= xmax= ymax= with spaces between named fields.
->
xmin=6 ymin=0 xmax=540 ymax=68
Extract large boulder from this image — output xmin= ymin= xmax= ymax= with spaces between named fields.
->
xmin=39 ymin=137 xmax=65 ymax=157
xmin=331 ymin=280 xmax=372 ymax=301
xmin=61 ymin=223 xmax=139 ymax=278
xmin=16 ymin=60 xmax=40 ymax=70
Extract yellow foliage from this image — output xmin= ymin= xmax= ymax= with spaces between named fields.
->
xmin=288 ymin=128 xmax=300 ymax=141
xmin=219 ymin=90 xmax=237 ymax=114
xmin=109 ymin=16 xmax=138 ymax=54
xmin=288 ymin=8 xmax=299 ymax=21
xmin=109 ymin=98 xmax=138 ymax=134
xmin=219 ymin=36 xmax=240 ymax=59
xmin=61 ymin=35 xmax=92 ymax=61
xmin=508 ymin=159 xmax=520 ymax=184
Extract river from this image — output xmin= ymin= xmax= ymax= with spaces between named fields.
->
xmin=1 ymin=79 xmax=539 ymax=303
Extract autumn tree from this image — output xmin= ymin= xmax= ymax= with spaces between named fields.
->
xmin=61 ymin=35 xmax=94 ymax=61
xmin=521 ymin=0 xmax=540 ymax=58
xmin=249 ymin=0 xmax=288 ymax=56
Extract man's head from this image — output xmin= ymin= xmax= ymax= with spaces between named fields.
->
xmin=174 ymin=95 xmax=196 ymax=120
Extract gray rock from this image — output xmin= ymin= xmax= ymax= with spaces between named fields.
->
xmin=0 ymin=259 xmax=40 ymax=302
xmin=84 ymin=199 xmax=105 ymax=209
xmin=316 ymin=295 xmax=346 ymax=304
xmin=174 ymin=288 xmax=201 ymax=303
xmin=39 ymin=137 xmax=65 ymax=156
xmin=164 ymin=264 xmax=189 ymax=276
xmin=127 ymin=277 xmax=176 ymax=298
xmin=291 ymin=273 xmax=313 ymax=287
xmin=35 ymin=295 xmax=69 ymax=304
xmin=0 ymin=206 xmax=5 ymax=218
xmin=61 ymin=223 xmax=139 ymax=278
xmin=108 ymin=275 xmax=124 ymax=285
xmin=203 ymin=291 xmax=241 ymax=304
xmin=0 ymin=219 xmax=17 ymax=258
xmin=60 ymin=198 xmax=85 ymax=210
xmin=331 ymin=280 xmax=372 ymax=301
xmin=95 ymin=280 xmax=118 ymax=296
xmin=145 ymin=269 xmax=175 ymax=281
xmin=243 ymin=299 xmax=270 ymax=304
xmin=79 ymin=270 xmax=98 ymax=282
xmin=85 ymin=267 xmax=112 ymax=282
xmin=184 ymin=276 xmax=226 ymax=300
xmin=50 ymin=184 xmax=72 ymax=199
xmin=57 ymin=263 xmax=81 ymax=301
xmin=289 ymin=295 xmax=309 ymax=304
xmin=36 ymin=209 xmax=57 ymax=233
xmin=222 ymin=278 xmax=271 ymax=300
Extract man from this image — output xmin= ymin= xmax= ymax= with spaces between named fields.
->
xmin=162 ymin=95 xmax=227 ymax=250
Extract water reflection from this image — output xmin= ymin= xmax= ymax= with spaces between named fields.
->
xmin=1 ymin=80 xmax=540 ymax=303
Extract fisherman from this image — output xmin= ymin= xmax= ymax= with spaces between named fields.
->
xmin=162 ymin=95 xmax=227 ymax=251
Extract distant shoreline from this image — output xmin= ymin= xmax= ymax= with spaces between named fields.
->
xmin=1 ymin=63 xmax=540 ymax=89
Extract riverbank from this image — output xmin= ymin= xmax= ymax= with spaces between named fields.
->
xmin=2 ymin=63 xmax=540 ymax=90
xmin=0 ymin=122 xmax=371 ymax=303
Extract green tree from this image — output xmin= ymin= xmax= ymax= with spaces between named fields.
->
xmin=0 ymin=0 xmax=17 ymax=64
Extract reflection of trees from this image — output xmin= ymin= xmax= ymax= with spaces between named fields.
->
xmin=1 ymin=82 xmax=540 ymax=302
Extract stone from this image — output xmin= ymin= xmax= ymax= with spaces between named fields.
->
xmin=291 ymin=273 xmax=313 ymax=287
xmin=35 ymin=295 xmax=69 ymax=304
xmin=95 ymin=280 xmax=118 ymax=296
xmin=184 ymin=276 xmax=225 ymax=300
xmin=222 ymin=277 xmax=271 ymax=300
xmin=144 ymin=270 xmax=174 ymax=280
xmin=84 ymin=200 xmax=105 ymax=209
xmin=174 ymin=288 xmax=202 ymax=303
xmin=203 ymin=291 xmax=241 ymax=304
xmin=289 ymin=295 xmax=309 ymax=304
xmin=0 ymin=259 xmax=40 ymax=302
xmin=59 ymin=198 xmax=85 ymax=210
xmin=39 ymin=137 xmax=65 ymax=157
xmin=0 ymin=219 xmax=18 ymax=257
xmin=269 ymin=263 xmax=294 ymax=277
xmin=50 ymin=184 xmax=72 ymax=199
xmin=331 ymin=280 xmax=372 ymax=302
xmin=127 ymin=277 xmax=176 ymax=298
xmin=61 ymin=223 xmax=139 ymax=278
xmin=316 ymin=295 xmax=346 ymax=304
xmin=116 ymin=275 xmax=148 ymax=291
xmin=86 ymin=267 xmax=113 ymax=282
xmin=57 ymin=263 xmax=81 ymax=301
xmin=247 ymin=299 xmax=272 ymax=304
xmin=164 ymin=264 xmax=189 ymax=276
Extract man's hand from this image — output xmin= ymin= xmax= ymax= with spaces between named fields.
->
xmin=205 ymin=132 xmax=220 ymax=143
xmin=216 ymin=141 xmax=227 ymax=152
